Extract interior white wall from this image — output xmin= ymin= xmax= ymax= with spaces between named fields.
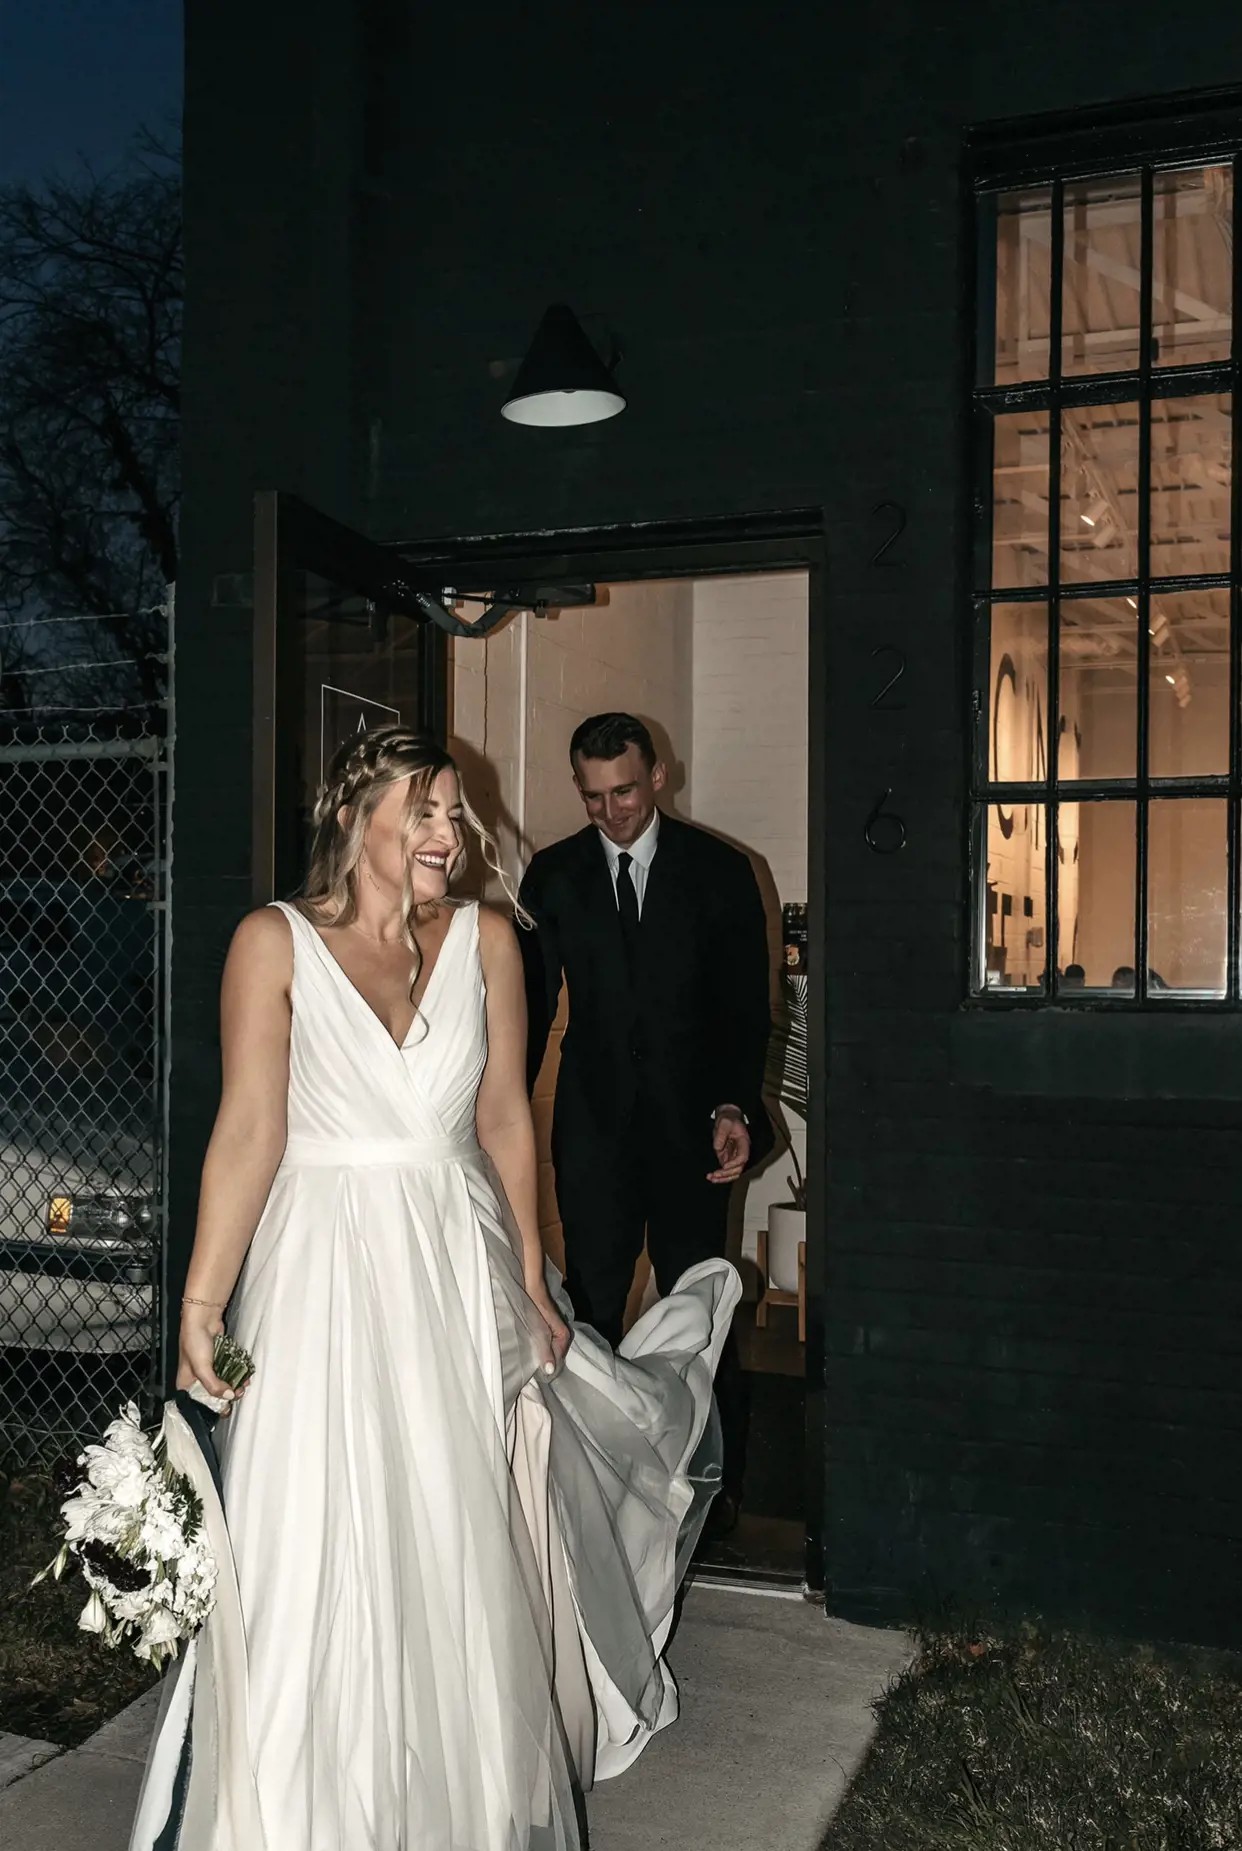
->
xmin=687 ymin=571 xmax=810 ymax=1253
xmin=524 ymin=580 xmax=696 ymax=851
xmin=689 ymin=571 xmax=809 ymax=902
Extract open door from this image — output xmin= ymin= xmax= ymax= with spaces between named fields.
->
xmin=251 ymin=493 xmax=450 ymax=903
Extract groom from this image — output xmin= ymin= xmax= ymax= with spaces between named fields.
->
xmin=518 ymin=712 xmax=773 ymax=1532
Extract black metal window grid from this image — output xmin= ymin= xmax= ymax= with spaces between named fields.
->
xmin=971 ymin=101 xmax=1242 ymax=1007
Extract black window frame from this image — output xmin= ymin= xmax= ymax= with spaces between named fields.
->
xmin=969 ymin=90 xmax=1242 ymax=1009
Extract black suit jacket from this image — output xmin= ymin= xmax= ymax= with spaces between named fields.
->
xmin=518 ymin=813 xmax=774 ymax=1175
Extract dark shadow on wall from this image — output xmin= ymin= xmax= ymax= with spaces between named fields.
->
xmin=449 ymin=734 xmax=528 ymax=893
xmin=637 ymin=714 xmax=690 ymax=821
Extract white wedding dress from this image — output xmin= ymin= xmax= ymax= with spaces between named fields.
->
xmin=130 ymin=899 xmax=739 ymax=1851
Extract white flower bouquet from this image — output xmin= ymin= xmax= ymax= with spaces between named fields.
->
xmin=33 ymin=1334 xmax=254 ymax=1668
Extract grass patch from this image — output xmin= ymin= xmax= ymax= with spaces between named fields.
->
xmin=823 ymin=1619 xmax=1242 ymax=1850
xmin=1 ymin=1469 xmax=157 ymax=1747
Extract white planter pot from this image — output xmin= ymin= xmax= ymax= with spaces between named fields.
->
xmin=766 ymin=1205 xmax=805 ymax=1295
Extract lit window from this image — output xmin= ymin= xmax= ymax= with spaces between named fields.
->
xmin=973 ymin=136 xmax=1238 ymax=1003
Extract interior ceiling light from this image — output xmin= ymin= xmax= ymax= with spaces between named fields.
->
xmin=1168 ymin=664 xmax=1193 ymax=708
xmin=1081 ymin=498 xmax=1110 ymax=527
xmin=501 ymin=304 xmax=626 ymax=428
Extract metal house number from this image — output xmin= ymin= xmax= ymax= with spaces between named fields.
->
xmin=869 ymin=644 xmax=906 ymax=712
xmin=865 ymin=501 xmax=908 ymax=852
xmin=868 ymin=500 xmax=906 ymax=567
xmin=864 ymin=788 xmax=907 ymax=855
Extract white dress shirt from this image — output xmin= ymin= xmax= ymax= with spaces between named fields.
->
xmin=598 ymin=809 xmax=660 ymax=917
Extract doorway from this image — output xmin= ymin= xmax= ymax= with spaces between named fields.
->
xmin=448 ymin=569 xmax=813 ymax=1581
xmin=251 ymin=496 xmax=827 ymax=1592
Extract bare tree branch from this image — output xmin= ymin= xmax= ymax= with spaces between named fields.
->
xmin=0 ymin=134 xmax=180 ymax=717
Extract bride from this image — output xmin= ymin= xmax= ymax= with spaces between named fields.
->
xmin=130 ymin=725 xmax=738 ymax=1851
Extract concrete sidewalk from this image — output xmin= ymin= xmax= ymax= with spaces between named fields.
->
xmin=0 ymin=1583 xmax=912 ymax=1850
xmin=0 ymin=1730 xmax=60 ymax=1789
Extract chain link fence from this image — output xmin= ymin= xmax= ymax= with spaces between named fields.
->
xmin=0 ymin=628 xmax=172 ymax=1470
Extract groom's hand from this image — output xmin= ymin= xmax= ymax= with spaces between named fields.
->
xmin=707 ymin=1106 xmax=750 ymax=1184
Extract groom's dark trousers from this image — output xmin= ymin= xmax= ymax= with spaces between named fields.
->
xmin=518 ymin=812 xmax=773 ymax=1503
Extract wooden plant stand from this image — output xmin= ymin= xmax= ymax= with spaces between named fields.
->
xmin=754 ymin=1226 xmax=806 ymax=1344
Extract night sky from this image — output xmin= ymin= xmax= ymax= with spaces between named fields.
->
xmin=0 ymin=0 xmax=182 ymax=186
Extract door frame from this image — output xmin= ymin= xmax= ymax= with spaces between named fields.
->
xmin=392 ymin=506 xmax=831 ymax=1596
xmin=251 ymin=491 xmax=451 ymax=904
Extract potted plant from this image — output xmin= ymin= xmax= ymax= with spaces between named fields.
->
xmin=764 ymin=968 xmax=808 ymax=1297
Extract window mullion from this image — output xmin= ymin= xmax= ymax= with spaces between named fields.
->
xmin=1046 ymin=177 xmax=1065 ymax=995
xmin=1229 ymin=153 xmax=1242 ymax=1002
xmin=1134 ymin=166 xmax=1154 ymax=1004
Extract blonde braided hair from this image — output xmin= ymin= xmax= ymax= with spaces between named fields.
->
xmin=298 ymin=727 xmax=528 ymax=1000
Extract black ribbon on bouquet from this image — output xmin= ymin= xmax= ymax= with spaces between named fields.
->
xmin=150 ymin=1394 xmax=225 ymax=1851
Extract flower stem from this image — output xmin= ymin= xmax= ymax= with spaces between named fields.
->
xmin=213 ymin=1332 xmax=254 ymax=1391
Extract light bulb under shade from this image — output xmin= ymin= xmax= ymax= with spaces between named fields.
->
xmin=501 ymin=386 xmax=626 ymax=428
xmin=501 ymin=304 xmax=626 ymax=428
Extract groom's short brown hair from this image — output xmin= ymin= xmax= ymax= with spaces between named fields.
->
xmin=569 ymin=713 xmax=657 ymax=770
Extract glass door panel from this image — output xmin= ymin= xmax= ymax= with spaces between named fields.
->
xmin=252 ymin=493 xmax=447 ymax=902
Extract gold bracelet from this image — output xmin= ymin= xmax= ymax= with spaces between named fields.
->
xmin=182 ymin=1295 xmax=226 ymax=1309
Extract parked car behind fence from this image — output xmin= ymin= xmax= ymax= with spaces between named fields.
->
xmin=0 ymin=872 xmax=162 ymax=1465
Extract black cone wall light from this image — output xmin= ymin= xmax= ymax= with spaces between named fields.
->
xmin=501 ymin=304 xmax=625 ymax=427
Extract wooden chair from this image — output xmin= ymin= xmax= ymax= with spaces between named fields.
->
xmin=754 ymin=1227 xmax=806 ymax=1344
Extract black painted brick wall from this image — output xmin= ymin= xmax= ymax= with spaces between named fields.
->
xmin=181 ymin=0 xmax=1242 ymax=1642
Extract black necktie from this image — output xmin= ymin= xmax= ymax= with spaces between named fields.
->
xmin=616 ymin=852 xmax=640 ymax=963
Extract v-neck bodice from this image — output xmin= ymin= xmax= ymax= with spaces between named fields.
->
xmin=306 ymin=904 xmax=467 ymax=1051
xmin=270 ymin=900 xmax=487 ymax=1148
